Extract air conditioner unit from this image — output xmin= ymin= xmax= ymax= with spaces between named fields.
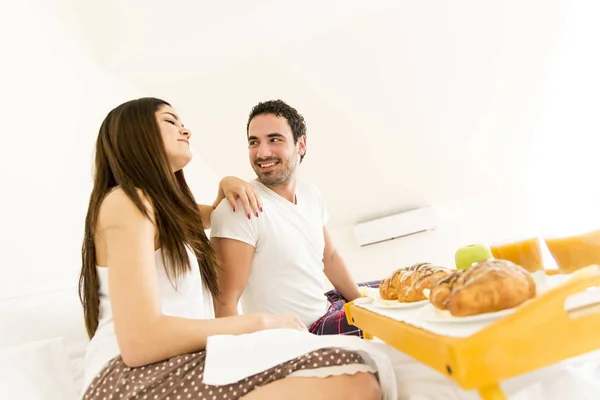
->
xmin=353 ymin=206 xmax=437 ymax=247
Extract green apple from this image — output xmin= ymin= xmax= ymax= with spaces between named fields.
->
xmin=455 ymin=244 xmax=493 ymax=270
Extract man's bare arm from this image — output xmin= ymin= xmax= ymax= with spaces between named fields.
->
xmin=322 ymin=227 xmax=361 ymax=301
xmin=211 ymin=237 xmax=255 ymax=317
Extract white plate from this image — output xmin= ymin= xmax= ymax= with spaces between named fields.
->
xmin=362 ymin=287 xmax=382 ymax=298
xmin=417 ymin=303 xmax=515 ymax=323
xmin=371 ymin=299 xmax=429 ymax=309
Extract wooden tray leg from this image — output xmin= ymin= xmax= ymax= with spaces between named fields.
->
xmin=477 ymin=384 xmax=507 ymax=400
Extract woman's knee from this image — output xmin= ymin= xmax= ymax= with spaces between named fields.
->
xmin=348 ymin=372 xmax=382 ymax=400
xmin=240 ymin=371 xmax=381 ymax=400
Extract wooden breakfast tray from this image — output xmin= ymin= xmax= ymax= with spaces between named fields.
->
xmin=344 ymin=268 xmax=600 ymax=400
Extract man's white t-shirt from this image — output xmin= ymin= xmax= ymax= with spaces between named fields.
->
xmin=210 ymin=180 xmax=330 ymax=327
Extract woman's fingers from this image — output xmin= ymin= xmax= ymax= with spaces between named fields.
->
xmin=296 ymin=317 xmax=308 ymax=331
xmin=247 ymin=189 xmax=261 ymax=217
xmin=253 ymin=187 xmax=263 ymax=213
xmin=238 ymin=192 xmax=253 ymax=219
xmin=225 ymin=193 xmax=238 ymax=212
xmin=224 ymin=184 xmax=263 ymax=218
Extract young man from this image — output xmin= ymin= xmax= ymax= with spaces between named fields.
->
xmin=210 ymin=99 xmax=375 ymax=336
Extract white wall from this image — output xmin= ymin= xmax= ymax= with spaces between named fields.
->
xmin=328 ymin=189 xmax=551 ymax=286
xmin=0 ymin=1 xmax=120 ymax=294
xmin=2 ymin=0 xmax=599 ymax=295
xmin=327 ymin=0 xmax=600 ymax=284
xmin=525 ymin=0 xmax=600 ymax=238
xmin=108 ymin=0 xmax=579 ymax=229
xmin=0 ymin=1 xmax=225 ymax=299
xmin=0 ymin=1 xmax=222 ymax=296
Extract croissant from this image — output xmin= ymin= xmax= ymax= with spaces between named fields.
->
xmin=390 ymin=262 xmax=453 ymax=302
xmin=429 ymin=259 xmax=536 ymax=316
xmin=379 ymin=277 xmax=398 ymax=300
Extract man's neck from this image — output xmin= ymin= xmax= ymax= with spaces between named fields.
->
xmin=258 ymin=176 xmax=298 ymax=204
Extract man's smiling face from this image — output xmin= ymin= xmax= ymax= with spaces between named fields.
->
xmin=247 ymin=114 xmax=305 ymax=186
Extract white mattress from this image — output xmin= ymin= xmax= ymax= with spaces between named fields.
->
xmin=1 ymin=281 xmax=599 ymax=400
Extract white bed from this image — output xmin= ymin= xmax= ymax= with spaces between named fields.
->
xmin=0 ymin=281 xmax=88 ymax=399
xmin=2 ymin=281 xmax=600 ymax=400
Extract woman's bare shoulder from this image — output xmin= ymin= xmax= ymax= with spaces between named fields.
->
xmin=97 ymin=187 xmax=155 ymax=230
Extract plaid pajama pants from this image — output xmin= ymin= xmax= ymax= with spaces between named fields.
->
xmin=309 ymin=280 xmax=382 ymax=338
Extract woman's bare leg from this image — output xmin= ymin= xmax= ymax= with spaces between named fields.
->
xmin=241 ymin=371 xmax=381 ymax=400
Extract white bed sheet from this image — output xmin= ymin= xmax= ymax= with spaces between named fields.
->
xmin=2 ymin=280 xmax=599 ymax=400
xmin=376 ymin=339 xmax=600 ymax=400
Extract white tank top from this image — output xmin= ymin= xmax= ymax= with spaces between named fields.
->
xmin=82 ymin=246 xmax=214 ymax=391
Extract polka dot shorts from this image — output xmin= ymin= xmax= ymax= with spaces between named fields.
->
xmin=83 ymin=347 xmax=368 ymax=400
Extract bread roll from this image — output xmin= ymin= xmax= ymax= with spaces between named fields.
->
xmin=429 ymin=259 xmax=536 ymax=316
xmin=379 ymin=277 xmax=398 ymax=300
xmin=390 ymin=262 xmax=452 ymax=302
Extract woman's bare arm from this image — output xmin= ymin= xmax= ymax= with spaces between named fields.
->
xmin=98 ymin=189 xmax=301 ymax=367
xmin=197 ymin=176 xmax=263 ymax=229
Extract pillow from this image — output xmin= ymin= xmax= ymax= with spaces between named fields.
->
xmin=0 ymin=284 xmax=87 ymax=348
xmin=0 ymin=283 xmax=89 ymax=394
xmin=0 ymin=337 xmax=79 ymax=400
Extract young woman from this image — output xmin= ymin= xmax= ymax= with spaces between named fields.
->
xmin=79 ymin=97 xmax=381 ymax=399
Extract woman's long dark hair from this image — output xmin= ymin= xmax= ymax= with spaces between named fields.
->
xmin=79 ymin=97 xmax=219 ymax=339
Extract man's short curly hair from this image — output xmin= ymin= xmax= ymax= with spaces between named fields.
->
xmin=246 ymin=99 xmax=307 ymax=163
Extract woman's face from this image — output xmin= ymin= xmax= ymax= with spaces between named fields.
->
xmin=156 ymin=105 xmax=192 ymax=171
